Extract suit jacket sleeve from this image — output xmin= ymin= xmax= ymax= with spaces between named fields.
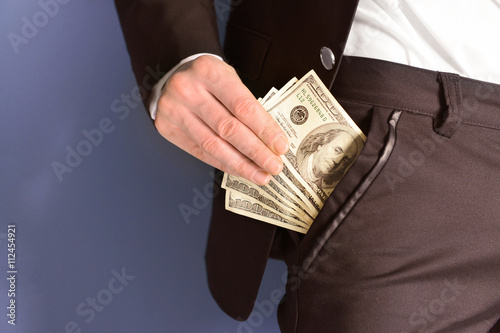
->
xmin=114 ymin=0 xmax=224 ymax=106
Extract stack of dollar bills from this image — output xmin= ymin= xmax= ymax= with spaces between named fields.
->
xmin=222 ymin=70 xmax=366 ymax=233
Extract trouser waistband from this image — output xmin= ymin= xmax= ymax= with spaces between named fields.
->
xmin=332 ymin=56 xmax=500 ymax=133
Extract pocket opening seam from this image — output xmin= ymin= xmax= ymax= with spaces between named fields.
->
xmin=301 ymin=109 xmax=403 ymax=272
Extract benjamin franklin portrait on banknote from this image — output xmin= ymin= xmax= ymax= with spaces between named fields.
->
xmin=296 ymin=124 xmax=363 ymax=192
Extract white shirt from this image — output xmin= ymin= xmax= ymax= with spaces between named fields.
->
xmin=150 ymin=0 xmax=500 ymax=118
xmin=345 ymin=0 xmax=500 ymax=85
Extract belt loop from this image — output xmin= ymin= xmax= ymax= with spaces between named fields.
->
xmin=434 ymin=72 xmax=463 ymax=138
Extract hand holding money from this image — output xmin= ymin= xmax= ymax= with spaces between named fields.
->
xmin=223 ymin=70 xmax=366 ymax=233
xmin=154 ymin=55 xmax=289 ymax=185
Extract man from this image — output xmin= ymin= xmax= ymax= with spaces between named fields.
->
xmin=114 ymin=0 xmax=500 ymax=331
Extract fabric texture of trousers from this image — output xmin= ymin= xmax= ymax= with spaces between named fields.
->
xmin=276 ymin=56 xmax=500 ymax=333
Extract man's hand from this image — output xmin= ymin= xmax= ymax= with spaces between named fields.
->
xmin=155 ymin=55 xmax=289 ymax=185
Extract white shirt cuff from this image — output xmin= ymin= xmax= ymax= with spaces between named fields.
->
xmin=148 ymin=53 xmax=224 ymax=120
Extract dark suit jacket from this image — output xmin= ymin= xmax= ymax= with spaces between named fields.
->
xmin=115 ymin=0 xmax=360 ymax=322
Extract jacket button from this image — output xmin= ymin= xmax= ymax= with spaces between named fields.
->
xmin=320 ymin=47 xmax=335 ymax=70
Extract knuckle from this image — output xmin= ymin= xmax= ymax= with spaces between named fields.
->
xmin=166 ymin=72 xmax=197 ymax=100
xmin=230 ymin=159 xmax=249 ymax=177
xmin=166 ymin=71 xmax=187 ymax=91
xmin=259 ymin=120 xmax=278 ymax=139
xmin=200 ymin=136 xmax=223 ymax=155
xmin=217 ymin=117 xmax=240 ymax=140
xmin=192 ymin=56 xmax=221 ymax=83
xmin=246 ymin=144 xmax=264 ymax=162
xmin=155 ymin=118 xmax=176 ymax=140
xmin=233 ymin=98 xmax=258 ymax=119
xmin=223 ymin=63 xmax=238 ymax=76
xmin=156 ymin=96 xmax=183 ymax=126
xmin=193 ymin=54 xmax=215 ymax=68
xmin=191 ymin=145 xmax=208 ymax=162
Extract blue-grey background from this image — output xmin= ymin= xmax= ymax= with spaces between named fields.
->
xmin=0 ymin=0 xmax=286 ymax=332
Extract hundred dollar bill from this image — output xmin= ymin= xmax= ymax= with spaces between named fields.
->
xmin=270 ymin=172 xmax=318 ymax=216
xmin=222 ymin=173 xmax=313 ymax=224
xmin=258 ymin=87 xmax=277 ymax=104
xmin=266 ymin=70 xmax=366 ymax=208
xmin=225 ymin=190 xmax=308 ymax=234
xmin=262 ymin=77 xmax=298 ymax=109
xmin=280 ymin=163 xmax=322 ymax=212
xmin=227 ymin=174 xmax=315 ymax=221
xmin=258 ymin=77 xmax=298 ymax=107
xmin=223 ymin=70 xmax=365 ymax=233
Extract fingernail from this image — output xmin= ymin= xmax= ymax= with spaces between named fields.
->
xmin=252 ymin=170 xmax=271 ymax=185
xmin=273 ymin=136 xmax=289 ymax=155
xmin=264 ymin=157 xmax=283 ymax=175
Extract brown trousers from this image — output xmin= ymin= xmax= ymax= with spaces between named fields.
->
xmin=272 ymin=57 xmax=500 ymax=332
